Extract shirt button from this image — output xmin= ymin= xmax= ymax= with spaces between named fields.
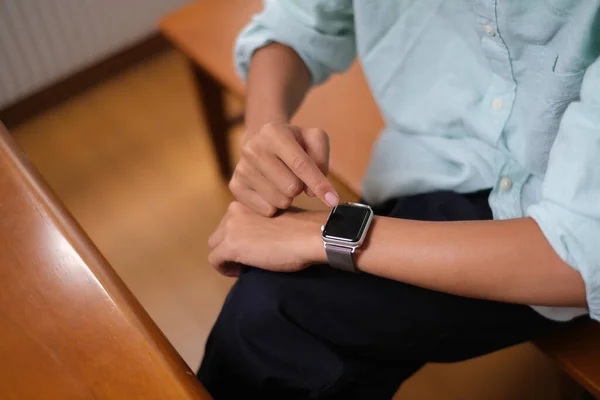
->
xmin=483 ymin=24 xmax=496 ymax=36
xmin=491 ymin=98 xmax=503 ymax=111
xmin=499 ymin=177 xmax=513 ymax=191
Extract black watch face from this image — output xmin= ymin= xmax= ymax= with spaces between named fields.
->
xmin=322 ymin=204 xmax=371 ymax=242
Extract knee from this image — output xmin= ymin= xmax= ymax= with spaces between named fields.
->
xmin=217 ymin=268 xmax=288 ymax=342
xmin=207 ymin=268 xmax=347 ymax=395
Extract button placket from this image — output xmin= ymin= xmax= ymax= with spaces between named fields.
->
xmin=474 ymin=1 xmax=517 ymax=147
xmin=483 ymin=24 xmax=496 ymax=36
xmin=493 ymin=162 xmax=529 ymax=219
xmin=476 ymin=0 xmax=516 ymax=85
xmin=478 ymin=75 xmax=515 ymax=145
xmin=499 ymin=176 xmax=513 ymax=191
xmin=491 ymin=97 xmax=504 ymax=111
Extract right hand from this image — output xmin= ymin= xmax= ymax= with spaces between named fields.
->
xmin=229 ymin=122 xmax=339 ymax=216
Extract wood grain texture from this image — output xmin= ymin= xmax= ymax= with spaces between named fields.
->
xmin=12 ymin=49 xmax=241 ymax=373
xmin=0 ymin=123 xmax=211 ymax=399
xmin=537 ymin=321 xmax=600 ymax=398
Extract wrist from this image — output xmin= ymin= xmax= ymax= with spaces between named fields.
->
xmin=291 ymin=211 xmax=328 ymax=264
xmin=243 ymin=115 xmax=289 ymax=143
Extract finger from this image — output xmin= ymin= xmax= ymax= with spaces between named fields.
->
xmin=253 ymin=154 xmax=304 ymax=201
xmin=229 ymin=174 xmax=277 ymax=216
xmin=219 ymin=262 xmax=243 ymax=277
xmin=208 ymin=246 xmax=241 ymax=277
xmin=302 ymin=128 xmax=330 ymax=175
xmin=239 ymin=162 xmax=293 ymax=210
xmin=302 ymin=128 xmax=330 ymax=197
xmin=242 ymin=132 xmax=304 ymax=200
xmin=214 ymin=259 xmax=242 ymax=277
xmin=208 ymin=218 xmax=226 ymax=249
xmin=209 ymin=202 xmax=240 ymax=249
xmin=242 ymin=188 xmax=277 ymax=217
xmin=274 ymin=134 xmax=339 ymax=207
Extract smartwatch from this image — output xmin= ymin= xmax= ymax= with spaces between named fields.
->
xmin=321 ymin=202 xmax=374 ymax=273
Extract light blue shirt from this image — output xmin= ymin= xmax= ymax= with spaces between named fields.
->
xmin=235 ymin=0 xmax=600 ymax=322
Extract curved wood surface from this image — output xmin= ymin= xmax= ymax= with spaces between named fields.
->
xmin=536 ymin=321 xmax=600 ymax=398
xmin=0 ymin=122 xmax=211 ymax=399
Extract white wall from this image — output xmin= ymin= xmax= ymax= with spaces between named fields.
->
xmin=0 ymin=0 xmax=190 ymax=108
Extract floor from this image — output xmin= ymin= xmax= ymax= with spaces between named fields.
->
xmin=13 ymin=50 xmax=566 ymax=399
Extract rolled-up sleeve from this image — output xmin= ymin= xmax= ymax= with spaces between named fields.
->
xmin=234 ymin=0 xmax=356 ymax=86
xmin=527 ymin=57 xmax=600 ymax=321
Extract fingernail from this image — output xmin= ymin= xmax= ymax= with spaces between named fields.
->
xmin=325 ymin=191 xmax=339 ymax=207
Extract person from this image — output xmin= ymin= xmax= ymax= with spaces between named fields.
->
xmin=198 ymin=1 xmax=600 ymax=398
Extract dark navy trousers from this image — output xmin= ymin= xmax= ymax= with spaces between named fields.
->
xmin=198 ymin=190 xmax=565 ymax=399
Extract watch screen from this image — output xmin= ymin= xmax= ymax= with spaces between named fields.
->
xmin=322 ymin=204 xmax=371 ymax=242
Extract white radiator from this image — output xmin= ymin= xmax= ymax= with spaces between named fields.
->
xmin=0 ymin=0 xmax=190 ymax=108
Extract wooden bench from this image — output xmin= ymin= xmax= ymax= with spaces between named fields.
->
xmin=0 ymin=122 xmax=212 ymax=399
xmin=160 ymin=1 xmax=600 ymax=398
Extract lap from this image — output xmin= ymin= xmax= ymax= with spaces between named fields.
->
xmin=223 ymin=189 xmax=560 ymax=361
xmin=201 ymin=190 xmax=563 ymax=398
xmin=232 ymin=264 xmax=558 ymax=363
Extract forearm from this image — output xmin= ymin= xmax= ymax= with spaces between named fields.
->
xmin=308 ymin=215 xmax=587 ymax=307
xmin=244 ymin=43 xmax=311 ymax=138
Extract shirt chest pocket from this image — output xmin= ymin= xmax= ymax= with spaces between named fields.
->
xmin=533 ymin=47 xmax=585 ymax=109
xmin=544 ymin=0 xmax=583 ymax=16
xmin=513 ymin=47 xmax=586 ymax=175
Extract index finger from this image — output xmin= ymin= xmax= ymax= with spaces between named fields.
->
xmin=274 ymin=134 xmax=339 ymax=207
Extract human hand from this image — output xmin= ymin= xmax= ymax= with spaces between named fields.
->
xmin=230 ymin=122 xmax=339 ymax=217
xmin=208 ymin=202 xmax=327 ymax=276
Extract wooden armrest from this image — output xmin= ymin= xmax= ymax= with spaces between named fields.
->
xmin=0 ymin=122 xmax=211 ymax=399
xmin=536 ymin=320 xmax=600 ymax=398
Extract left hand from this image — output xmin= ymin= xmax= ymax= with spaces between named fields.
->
xmin=208 ymin=202 xmax=327 ymax=276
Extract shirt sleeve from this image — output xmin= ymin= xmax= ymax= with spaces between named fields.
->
xmin=526 ymin=56 xmax=600 ymax=321
xmin=234 ymin=0 xmax=356 ymax=86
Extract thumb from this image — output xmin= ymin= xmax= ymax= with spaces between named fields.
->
xmin=301 ymin=128 xmax=330 ymax=197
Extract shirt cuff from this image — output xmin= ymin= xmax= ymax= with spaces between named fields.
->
xmin=234 ymin=22 xmax=276 ymax=82
xmin=527 ymin=200 xmax=600 ymax=321
xmin=234 ymin=4 xmax=355 ymax=86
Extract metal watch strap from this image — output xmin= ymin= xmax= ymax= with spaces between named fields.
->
xmin=325 ymin=243 xmax=359 ymax=273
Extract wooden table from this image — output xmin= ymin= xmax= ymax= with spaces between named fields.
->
xmin=0 ymin=122 xmax=211 ymax=399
